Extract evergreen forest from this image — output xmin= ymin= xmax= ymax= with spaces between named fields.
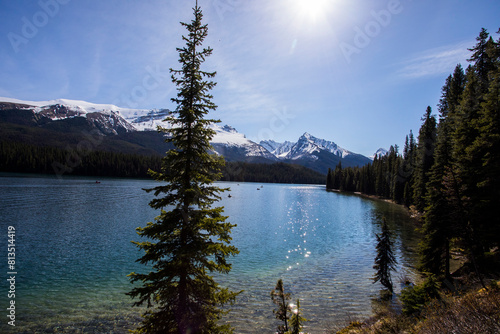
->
xmin=326 ymin=28 xmax=500 ymax=280
xmin=0 ymin=140 xmax=325 ymax=183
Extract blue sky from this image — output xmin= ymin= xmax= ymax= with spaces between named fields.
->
xmin=0 ymin=0 xmax=499 ymax=156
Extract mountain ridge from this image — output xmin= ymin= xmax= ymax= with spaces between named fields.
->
xmin=260 ymin=132 xmax=372 ymax=170
xmin=0 ymin=97 xmax=380 ymax=174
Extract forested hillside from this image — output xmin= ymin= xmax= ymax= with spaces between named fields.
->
xmin=326 ymin=28 xmax=500 ymax=279
xmin=0 ymin=141 xmax=162 ymax=178
xmin=0 ymin=140 xmax=325 ymax=183
xmin=222 ymin=161 xmax=325 ymax=184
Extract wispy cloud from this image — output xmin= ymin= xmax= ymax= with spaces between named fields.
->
xmin=396 ymin=41 xmax=473 ymax=79
xmin=209 ymin=41 xmax=286 ymax=124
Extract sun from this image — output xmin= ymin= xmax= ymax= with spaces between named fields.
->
xmin=292 ymin=0 xmax=331 ymax=21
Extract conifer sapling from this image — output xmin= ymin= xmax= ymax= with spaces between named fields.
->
xmin=373 ymin=218 xmax=397 ymax=293
xmin=271 ymin=279 xmax=291 ymax=334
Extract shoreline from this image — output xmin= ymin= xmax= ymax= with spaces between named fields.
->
xmin=326 ymin=188 xmax=422 ymax=220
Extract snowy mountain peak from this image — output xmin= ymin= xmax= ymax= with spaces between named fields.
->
xmin=210 ymin=124 xmax=277 ymax=161
xmin=301 ymin=132 xmax=313 ymax=139
xmin=211 ymin=124 xmax=247 ymax=145
xmin=261 ymin=133 xmax=353 ymax=161
xmin=221 ymin=125 xmax=238 ymax=133
xmin=371 ymin=148 xmax=388 ymax=160
xmin=259 ymin=140 xmax=295 ymax=158
xmin=297 ymin=133 xmax=351 ymax=159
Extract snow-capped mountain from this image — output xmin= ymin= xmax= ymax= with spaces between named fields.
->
xmin=288 ymin=132 xmax=353 ymax=160
xmin=282 ymin=133 xmax=320 ymax=161
xmin=0 ymin=97 xmax=137 ymax=135
xmin=0 ymin=97 xmax=143 ymax=120
xmin=260 ymin=133 xmax=372 ymax=173
xmin=371 ymin=148 xmax=389 ymax=160
xmin=0 ymin=97 xmax=374 ymax=173
xmin=260 ymin=140 xmax=295 ymax=159
xmin=129 ymin=108 xmax=171 ymax=131
xmin=120 ymin=108 xmax=277 ymax=161
xmin=261 ymin=133 xmax=370 ymax=162
xmin=210 ymin=125 xmax=278 ymax=162
xmin=0 ymin=97 xmax=277 ymax=162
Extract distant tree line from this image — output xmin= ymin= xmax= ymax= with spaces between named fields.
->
xmin=0 ymin=141 xmax=325 ymax=184
xmin=222 ymin=161 xmax=325 ymax=184
xmin=0 ymin=141 xmax=161 ymax=178
xmin=327 ymin=28 xmax=500 ymax=281
xmin=326 ymin=136 xmax=416 ymax=205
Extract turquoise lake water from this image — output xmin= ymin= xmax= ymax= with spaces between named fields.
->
xmin=0 ymin=174 xmax=419 ymax=333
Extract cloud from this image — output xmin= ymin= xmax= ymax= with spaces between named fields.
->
xmin=396 ymin=41 xmax=473 ymax=79
xmin=209 ymin=44 xmax=286 ymax=124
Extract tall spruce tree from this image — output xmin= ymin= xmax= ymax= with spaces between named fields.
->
xmin=449 ymin=64 xmax=467 ymax=114
xmin=374 ymin=155 xmax=387 ymax=197
xmin=402 ymin=130 xmax=417 ymax=207
xmin=450 ymin=65 xmax=484 ymax=257
xmin=413 ymin=107 xmax=437 ymax=212
xmin=373 ymin=218 xmax=397 ymax=293
xmin=419 ymin=65 xmax=466 ymax=278
xmin=128 ymin=3 xmax=239 ymax=333
xmin=468 ymin=28 xmax=497 ymax=94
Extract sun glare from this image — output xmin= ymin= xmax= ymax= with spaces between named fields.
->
xmin=293 ymin=0 xmax=331 ymax=21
